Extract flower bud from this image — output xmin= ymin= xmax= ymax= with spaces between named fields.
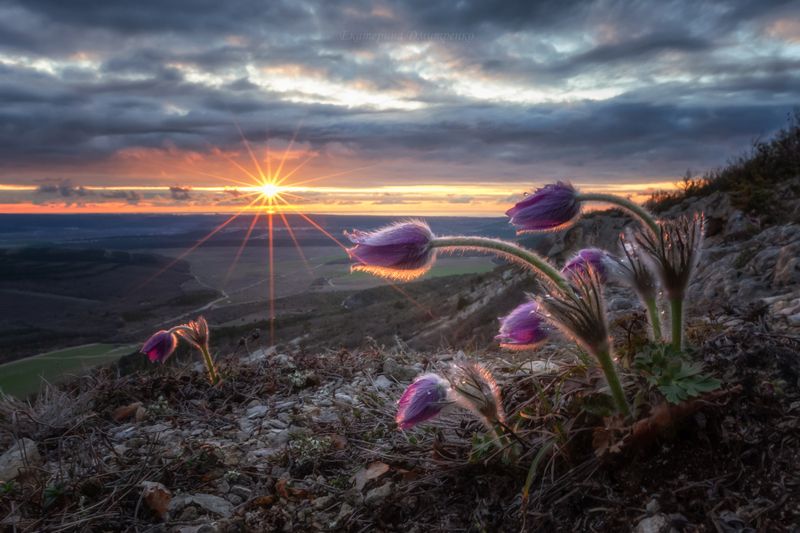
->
xmin=396 ymin=374 xmax=450 ymax=429
xmin=562 ymin=248 xmax=620 ymax=284
xmin=506 ymin=182 xmax=580 ymax=234
xmin=141 ymin=330 xmax=178 ymax=363
xmin=496 ymin=301 xmax=549 ymax=350
xmin=346 ymin=220 xmax=436 ymax=281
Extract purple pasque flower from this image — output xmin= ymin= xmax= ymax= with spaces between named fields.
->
xmin=345 ymin=220 xmax=436 ymax=281
xmin=562 ymin=248 xmax=619 ymax=283
xmin=396 ymin=374 xmax=450 ymax=429
xmin=141 ymin=330 xmax=178 ymax=363
xmin=506 ymin=182 xmax=580 ymax=234
xmin=496 ymin=301 xmax=549 ymax=350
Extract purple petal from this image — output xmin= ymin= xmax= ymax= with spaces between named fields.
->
xmin=345 ymin=221 xmax=435 ymax=279
xmin=562 ymin=248 xmax=616 ymax=283
xmin=141 ymin=330 xmax=177 ymax=363
xmin=506 ymin=182 xmax=580 ymax=233
xmin=496 ymin=301 xmax=549 ymax=349
xmin=395 ymin=374 xmax=448 ymax=429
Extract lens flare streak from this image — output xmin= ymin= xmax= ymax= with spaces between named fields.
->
xmin=135 ymin=126 xmax=435 ymax=347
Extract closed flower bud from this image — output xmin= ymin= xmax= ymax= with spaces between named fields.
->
xmin=506 ymin=182 xmax=580 ymax=234
xmin=141 ymin=330 xmax=178 ymax=363
xmin=396 ymin=374 xmax=450 ymax=429
xmin=562 ymin=248 xmax=620 ymax=283
xmin=346 ymin=220 xmax=436 ymax=281
xmin=496 ymin=301 xmax=549 ymax=350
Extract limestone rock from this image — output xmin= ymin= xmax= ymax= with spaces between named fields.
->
xmin=168 ymin=493 xmax=234 ymax=519
xmin=0 ymin=439 xmax=41 ymax=481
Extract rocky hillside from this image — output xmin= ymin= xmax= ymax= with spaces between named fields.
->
xmin=401 ymin=176 xmax=800 ymax=350
xmin=1 ymin=168 xmax=799 ymax=531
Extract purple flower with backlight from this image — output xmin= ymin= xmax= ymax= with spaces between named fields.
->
xmin=562 ymin=248 xmax=619 ymax=283
xmin=496 ymin=301 xmax=549 ymax=350
xmin=346 ymin=220 xmax=436 ymax=281
xmin=141 ymin=330 xmax=178 ymax=363
xmin=506 ymin=182 xmax=580 ymax=234
xmin=396 ymin=374 xmax=450 ymax=429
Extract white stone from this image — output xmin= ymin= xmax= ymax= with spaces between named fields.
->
xmin=0 ymin=439 xmax=41 ymax=481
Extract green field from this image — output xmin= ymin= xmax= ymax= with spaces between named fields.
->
xmin=0 ymin=343 xmax=137 ymax=398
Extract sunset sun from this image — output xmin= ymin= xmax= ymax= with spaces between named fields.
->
xmin=258 ymin=181 xmax=282 ymax=200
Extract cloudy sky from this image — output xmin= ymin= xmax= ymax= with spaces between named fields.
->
xmin=1 ymin=0 xmax=798 ymax=214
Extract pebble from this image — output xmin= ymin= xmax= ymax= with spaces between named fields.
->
xmin=246 ymin=405 xmax=269 ymax=419
xmin=169 ymin=493 xmax=234 ymax=519
xmin=383 ymin=359 xmax=417 ymax=381
xmin=373 ymin=375 xmax=393 ymax=390
xmin=364 ymin=482 xmax=393 ymax=507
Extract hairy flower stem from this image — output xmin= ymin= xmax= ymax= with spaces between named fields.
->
xmin=432 ymin=236 xmax=570 ymax=291
xmin=594 ymin=349 xmax=631 ymax=417
xmin=644 ymin=297 xmax=663 ymax=341
xmin=670 ymin=298 xmax=684 ymax=351
xmin=576 ymin=193 xmax=660 ymax=236
xmin=199 ymin=345 xmax=220 ymax=385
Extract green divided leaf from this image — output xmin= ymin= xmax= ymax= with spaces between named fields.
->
xmin=634 ymin=343 xmax=722 ymax=404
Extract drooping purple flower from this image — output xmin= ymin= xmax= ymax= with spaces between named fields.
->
xmin=396 ymin=374 xmax=450 ymax=429
xmin=345 ymin=220 xmax=436 ymax=281
xmin=506 ymin=182 xmax=581 ymax=234
xmin=141 ymin=330 xmax=178 ymax=363
xmin=496 ymin=301 xmax=549 ymax=350
xmin=562 ymin=248 xmax=619 ymax=283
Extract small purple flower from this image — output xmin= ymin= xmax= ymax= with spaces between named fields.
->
xmin=506 ymin=182 xmax=580 ymax=234
xmin=396 ymin=374 xmax=450 ymax=429
xmin=562 ymin=248 xmax=618 ymax=283
xmin=346 ymin=220 xmax=436 ymax=280
xmin=496 ymin=301 xmax=549 ymax=350
xmin=141 ymin=330 xmax=178 ymax=363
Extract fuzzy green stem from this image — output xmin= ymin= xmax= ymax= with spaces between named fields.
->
xmin=644 ymin=297 xmax=663 ymax=341
xmin=577 ymin=193 xmax=660 ymax=236
xmin=670 ymin=298 xmax=684 ymax=351
xmin=594 ymin=349 xmax=631 ymax=417
xmin=432 ymin=236 xmax=570 ymax=291
xmin=199 ymin=345 xmax=219 ymax=385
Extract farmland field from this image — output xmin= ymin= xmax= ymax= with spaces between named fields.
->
xmin=147 ymin=245 xmax=498 ymax=303
xmin=0 ymin=343 xmax=137 ymax=398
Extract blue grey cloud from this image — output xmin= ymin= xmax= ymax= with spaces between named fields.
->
xmin=0 ymin=0 xmax=798 ymax=184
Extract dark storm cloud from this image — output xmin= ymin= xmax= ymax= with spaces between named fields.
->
xmin=169 ymin=186 xmax=191 ymax=200
xmin=0 ymin=0 xmax=799 ymax=183
xmin=36 ymin=179 xmax=90 ymax=197
xmin=102 ymin=190 xmax=142 ymax=204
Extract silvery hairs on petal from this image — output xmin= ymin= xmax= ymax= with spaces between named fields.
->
xmin=635 ymin=213 xmax=705 ymax=300
xmin=537 ymin=266 xmax=610 ymax=356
